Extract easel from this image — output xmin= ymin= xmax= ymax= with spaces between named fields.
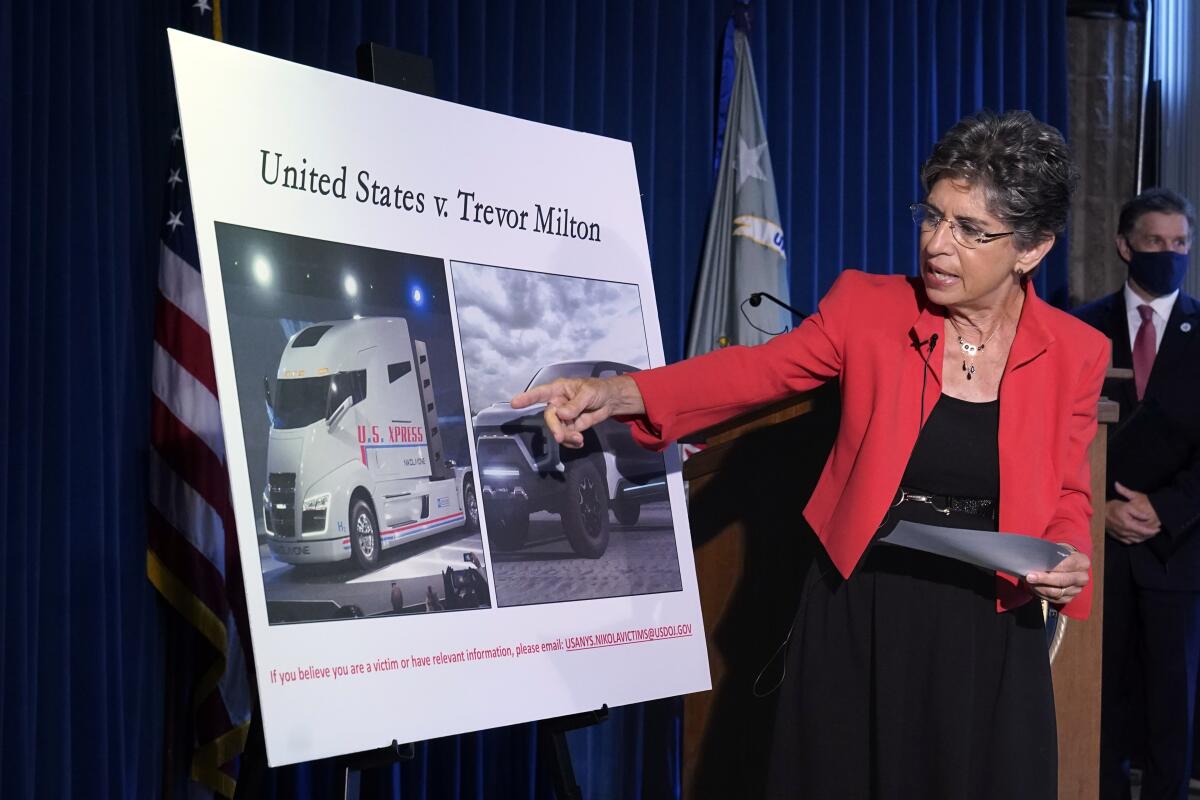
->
xmin=538 ymin=706 xmax=610 ymax=800
xmin=338 ymin=706 xmax=609 ymax=800
xmin=340 ymin=740 xmax=414 ymax=800
xmin=336 ymin=43 xmax=609 ymax=800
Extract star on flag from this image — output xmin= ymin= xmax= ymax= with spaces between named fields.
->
xmin=736 ymin=136 xmax=768 ymax=191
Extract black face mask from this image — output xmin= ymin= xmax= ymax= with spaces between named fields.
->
xmin=1125 ymin=245 xmax=1189 ymax=296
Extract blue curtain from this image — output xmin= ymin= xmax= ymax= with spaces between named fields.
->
xmin=1 ymin=2 xmax=167 ymax=799
xmin=744 ymin=0 xmax=1071 ymax=314
xmin=0 ymin=1 xmax=1067 ymax=798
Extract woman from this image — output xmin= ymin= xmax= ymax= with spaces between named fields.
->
xmin=514 ymin=110 xmax=1109 ymax=798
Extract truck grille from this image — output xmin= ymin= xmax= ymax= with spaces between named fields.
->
xmin=267 ymin=472 xmax=297 ymax=538
xmin=476 ymin=437 xmax=529 ymax=473
xmin=478 ymin=428 xmax=547 ymax=467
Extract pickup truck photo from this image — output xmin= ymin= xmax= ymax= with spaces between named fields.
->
xmin=472 ymin=360 xmax=669 ymax=558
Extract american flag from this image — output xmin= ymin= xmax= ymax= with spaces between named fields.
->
xmin=146 ymin=2 xmax=253 ymax=797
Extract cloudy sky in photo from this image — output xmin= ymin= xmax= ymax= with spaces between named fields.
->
xmin=450 ymin=262 xmax=651 ymax=413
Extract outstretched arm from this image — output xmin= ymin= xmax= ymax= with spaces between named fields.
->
xmin=511 ymin=270 xmax=864 ymax=451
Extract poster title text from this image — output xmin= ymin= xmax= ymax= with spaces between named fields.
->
xmin=259 ymin=150 xmax=602 ymax=243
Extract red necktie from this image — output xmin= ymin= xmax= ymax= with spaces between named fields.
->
xmin=1132 ymin=304 xmax=1156 ymax=401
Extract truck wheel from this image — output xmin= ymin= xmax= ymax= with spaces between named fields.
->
xmin=349 ymin=498 xmax=381 ymax=571
xmin=562 ymin=459 xmax=609 ymax=558
xmin=463 ymin=475 xmax=480 ymax=532
xmin=612 ymin=496 xmax=641 ymax=526
xmin=485 ymin=501 xmax=529 ymax=551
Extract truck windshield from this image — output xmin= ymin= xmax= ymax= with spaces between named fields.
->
xmin=272 ymin=370 xmax=365 ymax=429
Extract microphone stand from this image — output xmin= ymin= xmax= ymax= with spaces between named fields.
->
xmin=748 ymin=292 xmax=807 ymax=321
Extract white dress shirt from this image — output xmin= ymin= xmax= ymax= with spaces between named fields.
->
xmin=1124 ymin=281 xmax=1180 ymax=355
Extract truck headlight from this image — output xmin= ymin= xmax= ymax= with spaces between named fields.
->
xmin=262 ymin=491 xmax=273 ymax=535
xmin=301 ymin=492 xmax=330 ymax=535
xmin=483 ymin=467 xmax=521 ymax=479
xmin=302 ymin=493 xmax=331 ymax=512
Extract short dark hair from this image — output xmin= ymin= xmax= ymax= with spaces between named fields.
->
xmin=920 ymin=110 xmax=1078 ymax=250
xmin=1117 ymin=187 xmax=1195 ymax=237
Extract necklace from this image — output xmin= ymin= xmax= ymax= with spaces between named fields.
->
xmin=949 ymin=317 xmax=1004 ymax=380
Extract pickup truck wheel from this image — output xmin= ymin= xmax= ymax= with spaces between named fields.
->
xmin=349 ymin=498 xmax=381 ymax=571
xmin=485 ymin=501 xmax=529 ymax=551
xmin=463 ymin=475 xmax=480 ymax=532
xmin=612 ymin=496 xmax=641 ymax=526
xmin=562 ymin=459 xmax=609 ymax=558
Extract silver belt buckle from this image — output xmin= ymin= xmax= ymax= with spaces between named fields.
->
xmin=893 ymin=488 xmax=951 ymax=516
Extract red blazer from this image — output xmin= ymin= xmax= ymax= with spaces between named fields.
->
xmin=631 ymin=270 xmax=1110 ymax=619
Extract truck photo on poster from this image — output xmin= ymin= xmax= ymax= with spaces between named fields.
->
xmin=216 ymin=223 xmax=488 ymax=624
xmin=170 ymin=30 xmax=709 ymax=767
xmin=451 ymin=261 xmax=682 ymax=607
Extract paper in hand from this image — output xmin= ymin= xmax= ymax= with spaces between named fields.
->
xmin=880 ymin=520 xmax=1073 ymax=578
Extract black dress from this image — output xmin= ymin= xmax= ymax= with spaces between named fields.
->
xmin=765 ymin=394 xmax=1056 ymax=799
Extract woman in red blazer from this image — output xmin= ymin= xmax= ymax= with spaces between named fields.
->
xmin=516 ymin=111 xmax=1109 ymax=798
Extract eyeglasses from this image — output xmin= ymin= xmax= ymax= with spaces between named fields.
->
xmin=910 ymin=203 xmax=1016 ymax=250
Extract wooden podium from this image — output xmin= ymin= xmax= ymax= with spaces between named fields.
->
xmin=679 ymin=382 xmax=1119 ymax=800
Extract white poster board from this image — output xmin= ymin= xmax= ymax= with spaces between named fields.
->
xmin=168 ymin=30 xmax=710 ymax=766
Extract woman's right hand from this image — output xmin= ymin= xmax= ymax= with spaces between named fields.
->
xmin=512 ymin=374 xmax=645 ymax=448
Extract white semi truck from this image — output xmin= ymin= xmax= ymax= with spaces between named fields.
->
xmin=261 ymin=317 xmax=478 ymax=571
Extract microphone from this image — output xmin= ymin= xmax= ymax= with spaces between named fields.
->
xmin=910 ymin=332 xmax=939 ymax=351
xmin=919 ymin=333 xmax=938 ymax=431
xmin=748 ymin=291 xmax=807 ymax=321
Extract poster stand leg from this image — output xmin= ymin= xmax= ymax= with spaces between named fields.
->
xmin=337 ymin=704 xmax=606 ymax=800
xmin=340 ymin=739 xmax=415 ymax=800
xmin=539 ymin=705 xmax=609 ymax=800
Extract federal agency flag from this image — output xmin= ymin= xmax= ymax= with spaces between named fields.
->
xmin=687 ymin=10 xmax=790 ymax=357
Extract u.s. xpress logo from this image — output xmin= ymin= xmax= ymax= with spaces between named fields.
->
xmin=732 ymin=214 xmax=786 ymax=259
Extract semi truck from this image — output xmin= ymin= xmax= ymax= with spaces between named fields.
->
xmin=260 ymin=317 xmax=478 ymax=571
xmin=471 ymin=360 xmax=669 ymax=558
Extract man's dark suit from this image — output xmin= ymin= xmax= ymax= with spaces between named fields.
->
xmin=1075 ymin=289 xmax=1200 ymax=800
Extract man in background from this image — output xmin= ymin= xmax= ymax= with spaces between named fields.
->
xmin=1076 ymin=188 xmax=1200 ymax=800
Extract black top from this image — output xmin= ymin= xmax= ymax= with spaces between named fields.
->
xmin=901 ymin=393 xmax=1000 ymax=501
